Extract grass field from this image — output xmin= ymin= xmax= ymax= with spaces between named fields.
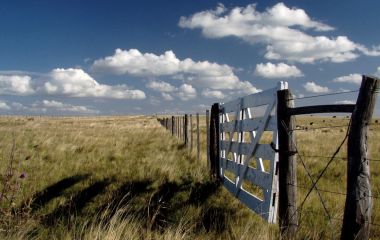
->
xmin=0 ymin=115 xmax=379 ymax=239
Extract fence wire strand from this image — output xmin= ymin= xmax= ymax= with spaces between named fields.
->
xmin=282 ymin=117 xmax=353 ymax=224
xmin=289 ymin=90 xmax=359 ymax=101
xmin=285 ymin=115 xmax=380 ymax=231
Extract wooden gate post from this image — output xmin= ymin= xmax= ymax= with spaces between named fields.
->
xmin=206 ymin=110 xmax=210 ymax=168
xmin=209 ymin=104 xmax=220 ymax=180
xmin=196 ymin=113 xmax=200 ymax=161
xmin=183 ymin=116 xmax=186 ymax=143
xmin=190 ymin=114 xmax=193 ymax=152
xmin=341 ymin=75 xmax=379 ymax=240
xmin=171 ymin=116 xmax=175 ymax=136
xmin=277 ymin=89 xmax=298 ymax=238
xmin=177 ymin=117 xmax=180 ymax=138
xmin=184 ymin=114 xmax=189 ymax=148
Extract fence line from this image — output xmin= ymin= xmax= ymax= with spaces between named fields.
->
xmin=157 ymin=112 xmax=208 ymax=162
xmin=157 ymin=75 xmax=379 ymax=240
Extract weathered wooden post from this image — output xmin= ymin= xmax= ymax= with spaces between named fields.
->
xmin=171 ymin=116 xmax=175 ymax=136
xmin=184 ymin=114 xmax=189 ymax=148
xmin=190 ymin=114 xmax=193 ymax=152
xmin=209 ymin=104 xmax=220 ymax=179
xmin=277 ymin=89 xmax=298 ymax=238
xmin=183 ymin=116 xmax=186 ymax=143
xmin=177 ymin=117 xmax=180 ymax=138
xmin=341 ymin=75 xmax=379 ymax=240
xmin=196 ymin=113 xmax=200 ymax=161
xmin=206 ymin=110 xmax=210 ymax=167
xmin=180 ymin=116 xmax=183 ymax=141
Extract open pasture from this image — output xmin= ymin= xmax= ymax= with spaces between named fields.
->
xmin=0 ymin=115 xmax=379 ymax=239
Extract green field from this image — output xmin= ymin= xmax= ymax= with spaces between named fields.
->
xmin=0 ymin=116 xmax=379 ymax=239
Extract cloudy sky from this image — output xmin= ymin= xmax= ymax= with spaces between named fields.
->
xmin=0 ymin=0 xmax=379 ymax=115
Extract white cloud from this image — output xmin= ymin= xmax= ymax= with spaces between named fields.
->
xmin=0 ymin=101 xmax=11 ymax=110
xmin=146 ymin=80 xmax=177 ymax=92
xmin=179 ymin=3 xmax=378 ymax=63
xmin=375 ymin=66 xmax=380 ymax=77
xmin=254 ymin=62 xmax=303 ymax=78
xmin=0 ymin=75 xmax=35 ymax=95
xmin=335 ymin=100 xmax=355 ymax=104
xmin=178 ymin=84 xmax=197 ymax=101
xmin=92 ymin=49 xmax=180 ymax=76
xmin=202 ymin=89 xmax=225 ymax=99
xmin=333 ymin=73 xmax=362 ymax=85
xmin=356 ymin=44 xmax=380 ymax=56
xmin=36 ymin=100 xmax=99 ymax=114
xmin=162 ymin=93 xmax=174 ymax=101
xmin=45 ymin=68 xmax=145 ymax=99
xmin=11 ymin=102 xmax=28 ymax=111
xmin=303 ymin=81 xmax=330 ymax=93
xmin=92 ymin=48 xmax=258 ymax=91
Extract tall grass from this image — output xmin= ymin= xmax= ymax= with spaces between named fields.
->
xmin=0 ymin=115 xmax=378 ymax=239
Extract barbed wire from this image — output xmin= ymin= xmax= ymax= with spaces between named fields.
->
xmin=289 ymin=90 xmax=359 ymax=101
xmin=282 ymin=117 xmax=352 ymax=223
xmin=293 ymin=124 xmax=351 ymax=131
xmin=293 ymin=122 xmax=380 ymax=132
xmin=300 ymin=155 xmax=380 ymax=162
xmin=281 ymin=120 xmax=332 ymax=220
xmin=288 ymin=183 xmax=380 ymax=199
xmin=299 ymin=209 xmax=380 ymax=227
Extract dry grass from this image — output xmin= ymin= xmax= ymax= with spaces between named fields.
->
xmin=0 ymin=115 xmax=379 ymax=239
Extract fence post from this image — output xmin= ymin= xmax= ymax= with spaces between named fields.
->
xmin=171 ymin=116 xmax=175 ymax=136
xmin=177 ymin=117 xmax=179 ymax=138
xmin=209 ymin=104 xmax=220 ymax=179
xmin=277 ymin=89 xmax=298 ymax=238
xmin=180 ymin=116 xmax=183 ymax=141
xmin=341 ymin=75 xmax=379 ymax=240
xmin=196 ymin=113 xmax=200 ymax=161
xmin=190 ymin=114 xmax=193 ymax=152
xmin=184 ymin=114 xmax=188 ymax=148
xmin=206 ymin=110 xmax=210 ymax=168
xmin=183 ymin=116 xmax=186 ymax=143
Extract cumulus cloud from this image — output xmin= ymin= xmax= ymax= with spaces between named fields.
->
xmin=35 ymin=100 xmax=99 ymax=114
xmin=202 ymin=89 xmax=225 ymax=99
xmin=92 ymin=48 xmax=258 ymax=91
xmin=0 ymin=101 xmax=11 ymax=110
xmin=0 ymin=75 xmax=35 ymax=95
xmin=333 ymin=73 xmax=362 ymax=85
xmin=146 ymin=80 xmax=177 ymax=92
xmin=45 ymin=68 xmax=145 ymax=99
xmin=162 ymin=93 xmax=174 ymax=101
xmin=178 ymin=84 xmax=197 ymax=100
xmin=303 ymin=81 xmax=330 ymax=93
xmin=356 ymin=44 xmax=380 ymax=57
xmin=375 ymin=66 xmax=380 ymax=77
xmin=254 ymin=62 xmax=303 ymax=78
xmin=179 ymin=3 xmax=379 ymax=63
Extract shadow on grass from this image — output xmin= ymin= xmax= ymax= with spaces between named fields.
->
xmin=22 ymin=174 xmax=90 ymax=212
xmin=43 ymin=179 xmax=111 ymax=226
xmin=176 ymin=143 xmax=186 ymax=150
xmin=142 ymin=179 xmax=221 ymax=232
xmin=199 ymin=206 xmax=236 ymax=233
xmin=187 ymin=181 xmax=220 ymax=205
xmin=144 ymin=181 xmax=182 ymax=231
xmin=99 ymin=179 xmax=153 ymax=218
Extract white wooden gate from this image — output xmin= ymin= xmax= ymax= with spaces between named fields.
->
xmin=218 ymin=82 xmax=288 ymax=223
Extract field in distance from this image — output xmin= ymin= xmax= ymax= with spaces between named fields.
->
xmin=0 ymin=115 xmax=379 ymax=239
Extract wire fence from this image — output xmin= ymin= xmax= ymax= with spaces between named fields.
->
xmin=282 ymin=90 xmax=380 ymax=237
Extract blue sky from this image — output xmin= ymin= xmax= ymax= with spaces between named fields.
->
xmin=0 ymin=0 xmax=379 ymax=115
